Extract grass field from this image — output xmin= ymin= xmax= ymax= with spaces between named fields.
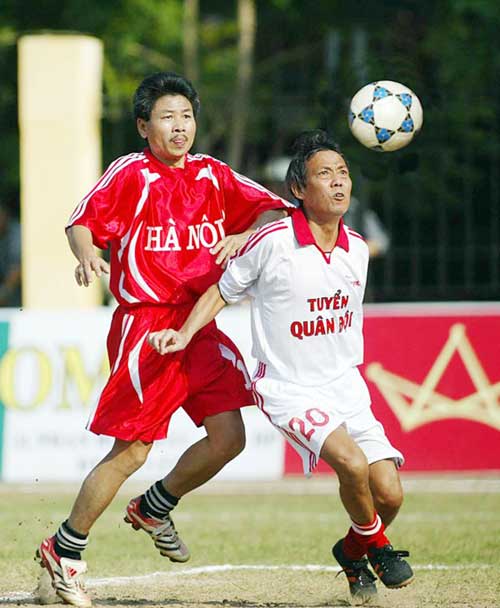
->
xmin=1 ymin=476 xmax=499 ymax=608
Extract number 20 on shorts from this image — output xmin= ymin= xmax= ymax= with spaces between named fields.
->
xmin=288 ymin=408 xmax=330 ymax=442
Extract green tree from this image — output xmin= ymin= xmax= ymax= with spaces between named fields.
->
xmin=1 ymin=0 xmax=500 ymax=299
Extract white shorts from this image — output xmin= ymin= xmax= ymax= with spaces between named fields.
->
xmin=252 ymin=364 xmax=404 ymax=475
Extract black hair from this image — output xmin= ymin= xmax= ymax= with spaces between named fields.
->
xmin=285 ymin=130 xmax=344 ymax=197
xmin=133 ymin=72 xmax=201 ymax=121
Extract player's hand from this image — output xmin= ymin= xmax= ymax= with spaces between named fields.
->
xmin=74 ymin=256 xmax=110 ymax=287
xmin=210 ymin=232 xmax=251 ymax=267
xmin=148 ymin=329 xmax=189 ymax=355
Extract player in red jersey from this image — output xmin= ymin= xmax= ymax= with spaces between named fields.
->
xmin=36 ymin=72 xmax=293 ymax=607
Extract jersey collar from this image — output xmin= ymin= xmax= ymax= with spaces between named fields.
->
xmin=291 ymin=207 xmax=349 ymax=252
xmin=143 ymin=147 xmax=190 ymax=172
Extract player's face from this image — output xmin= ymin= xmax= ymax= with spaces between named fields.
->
xmin=137 ymin=94 xmax=197 ymax=168
xmin=294 ymin=150 xmax=352 ymax=221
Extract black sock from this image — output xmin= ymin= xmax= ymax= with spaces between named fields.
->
xmin=54 ymin=520 xmax=88 ymax=560
xmin=139 ymin=480 xmax=179 ymax=519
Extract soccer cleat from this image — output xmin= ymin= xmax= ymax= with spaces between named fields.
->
xmin=367 ymin=544 xmax=414 ymax=588
xmin=124 ymin=496 xmax=190 ymax=562
xmin=332 ymin=539 xmax=378 ymax=605
xmin=36 ymin=536 xmax=91 ymax=607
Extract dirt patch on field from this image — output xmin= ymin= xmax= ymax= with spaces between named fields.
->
xmin=6 ymin=567 xmax=498 ymax=608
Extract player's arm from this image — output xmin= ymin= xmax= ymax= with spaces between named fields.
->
xmin=66 ymin=155 xmax=140 ymax=286
xmin=148 ymin=284 xmax=226 ymax=355
xmin=211 ymin=162 xmax=293 ymax=265
xmin=66 ymin=225 xmax=110 ymax=287
xmin=211 ymin=208 xmax=287 ymax=265
xmin=151 ymin=221 xmax=266 ymax=354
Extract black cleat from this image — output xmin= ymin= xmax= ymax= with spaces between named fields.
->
xmin=367 ymin=544 xmax=414 ymax=588
xmin=332 ymin=539 xmax=378 ymax=605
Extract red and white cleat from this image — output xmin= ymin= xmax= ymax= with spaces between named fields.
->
xmin=36 ymin=536 xmax=91 ymax=607
xmin=124 ymin=496 xmax=190 ymax=563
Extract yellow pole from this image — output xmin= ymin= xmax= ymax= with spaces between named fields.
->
xmin=18 ymin=34 xmax=103 ymax=308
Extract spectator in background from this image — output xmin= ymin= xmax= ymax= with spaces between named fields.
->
xmin=343 ymin=196 xmax=390 ymax=302
xmin=0 ymin=202 xmax=21 ymax=307
xmin=342 ymin=196 xmax=389 ymax=259
xmin=262 ymin=156 xmax=294 ymax=201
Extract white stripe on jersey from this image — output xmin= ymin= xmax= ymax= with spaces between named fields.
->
xmin=118 ymin=272 xmax=140 ymax=304
xmin=128 ymin=222 xmax=160 ymax=301
xmin=112 ymin=314 xmax=134 ymax=375
xmin=67 ymin=153 xmax=145 ymax=226
xmin=187 ymin=153 xmax=294 ymax=207
xmin=237 ymin=221 xmax=288 ymax=257
xmin=128 ymin=330 xmax=149 ymax=404
xmin=117 ymin=168 xmax=160 ymax=262
xmin=218 ymin=342 xmax=252 ymax=390
xmin=115 ymin=168 xmax=161 ymax=303
xmin=231 ymin=169 xmax=295 ymax=206
xmin=347 ymin=228 xmax=365 ymax=240
xmin=195 ymin=166 xmax=220 ymax=190
xmin=135 ymin=169 xmax=160 ymax=216
xmin=186 ymin=152 xmax=216 ymax=162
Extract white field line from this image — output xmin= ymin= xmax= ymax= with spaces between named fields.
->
xmin=1 ymin=563 xmax=495 ymax=602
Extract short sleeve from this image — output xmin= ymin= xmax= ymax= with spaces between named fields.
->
xmin=66 ymin=155 xmax=141 ymax=249
xmin=218 ymin=224 xmax=274 ymax=303
xmin=218 ymin=163 xmax=293 ymax=235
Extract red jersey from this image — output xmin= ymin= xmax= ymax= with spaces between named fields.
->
xmin=67 ymin=149 xmax=292 ymax=306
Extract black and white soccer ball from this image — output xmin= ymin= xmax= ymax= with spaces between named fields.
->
xmin=348 ymin=81 xmax=423 ymax=152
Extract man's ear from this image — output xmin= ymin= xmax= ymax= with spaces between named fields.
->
xmin=137 ymin=118 xmax=148 ymax=140
xmin=290 ymin=183 xmax=303 ymax=202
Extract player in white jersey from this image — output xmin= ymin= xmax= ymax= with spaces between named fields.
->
xmin=148 ymin=130 xmax=414 ymax=604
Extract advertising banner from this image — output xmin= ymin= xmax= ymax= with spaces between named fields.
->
xmin=1 ymin=303 xmax=499 ymax=481
xmin=284 ymin=304 xmax=500 ymax=473
xmin=0 ymin=305 xmax=283 ymax=483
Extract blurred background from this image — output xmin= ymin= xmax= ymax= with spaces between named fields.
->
xmin=0 ymin=1 xmax=499 ymax=482
xmin=0 ymin=14 xmax=499 ymax=607
xmin=1 ymin=0 xmax=500 ymax=303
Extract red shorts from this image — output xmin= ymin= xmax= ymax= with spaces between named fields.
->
xmin=87 ymin=305 xmax=254 ymax=442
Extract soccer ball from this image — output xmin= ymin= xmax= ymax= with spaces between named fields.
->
xmin=348 ymin=81 xmax=423 ymax=152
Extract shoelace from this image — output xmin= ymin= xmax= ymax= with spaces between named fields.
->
xmin=379 ymin=549 xmax=409 ymax=559
xmin=374 ymin=549 xmax=410 ymax=569
xmin=151 ymin=516 xmax=177 ymax=539
xmin=336 ymin=557 xmax=377 ymax=583
xmin=73 ymin=579 xmax=87 ymax=592
xmin=58 ymin=574 xmax=87 ymax=592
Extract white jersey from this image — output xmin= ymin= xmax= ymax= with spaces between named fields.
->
xmin=219 ymin=208 xmax=369 ymax=387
